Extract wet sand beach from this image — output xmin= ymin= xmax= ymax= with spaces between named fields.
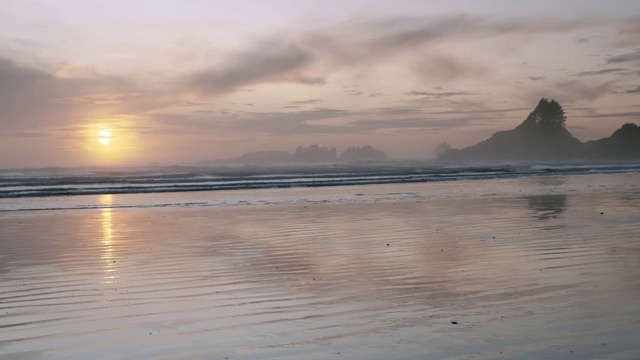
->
xmin=1 ymin=173 xmax=640 ymax=359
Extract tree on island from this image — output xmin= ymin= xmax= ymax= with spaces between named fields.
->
xmin=519 ymin=98 xmax=567 ymax=131
xmin=612 ymin=122 xmax=640 ymax=139
xmin=291 ymin=144 xmax=338 ymax=162
xmin=435 ymin=142 xmax=453 ymax=157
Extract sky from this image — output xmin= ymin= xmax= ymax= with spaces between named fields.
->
xmin=0 ymin=0 xmax=639 ymax=167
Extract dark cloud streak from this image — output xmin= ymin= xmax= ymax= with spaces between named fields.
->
xmin=405 ymin=90 xmax=477 ymax=97
xmin=289 ymin=99 xmax=324 ymax=105
xmin=182 ymin=14 xmax=600 ymax=96
xmin=607 ymin=50 xmax=640 ymax=64
xmin=186 ymin=40 xmax=318 ymax=96
xmin=0 ymin=57 xmax=182 ymax=131
xmin=575 ymin=68 xmax=625 ymax=76
xmin=586 ymin=111 xmax=640 ymax=118
xmin=349 ymin=116 xmax=483 ymax=132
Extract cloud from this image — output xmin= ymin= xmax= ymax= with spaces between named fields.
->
xmin=177 ymin=101 xmax=211 ymax=107
xmin=417 ymin=107 xmax=529 ymax=115
xmin=324 ymin=14 xmax=595 ymax=63
xmin=409 ymin=54 xmax=487 ymax=82
xmin=627 ymin=86 xmax=640 ymax=94
xmin=149 ymin=107 xmax=358 ymax=136
xmin=606 ymin=49 xmax=640 ymax=64
xmin=405 ymin=90 xmax=477 ymax=97
xmin=185 ymin=39 xmax=318 ymax=96
xmin=60 ymin=92 xmax=144 ymax=105
xmin=371 ymin=105 xmax=527 ymax=127
xmin=0 ymin=12 xmax=625 ymax=144
xmin=289 ymin=98 xmax=324 ymax=105
xmin=574 ymin=35 xmax=601 ymax=44
xmin=575 ymin=68 xmax=625 ymax=76
xmin=181 ymin=14 xmax=599 ymax=95
xmin=521 ymin=79 xmax=616 ymax=105
xmin=0 ymin=58 xmax=105 ymax=129
xmin=349 ymin=116 xmax=483 ymax=132
xmin=586 ymin=111 xmax=640 ymax=118
xmin=192 ymin=108 xmax=232 ymax=115
xmin=527 ymin=76 xmax=545 ymax=81
xmin=614 ymin=16 xmax=640 ymax=47
xmin=147 ymin=104 xmax=491 ymax=137
xmin=233 ymin=108 xmax=356 ymax=135
xmin=556 ymin=80 xmax=616 ymax=102
xmin=409 ymin=97 xmax=493 ymax=113
xmin=297 ymin=77 xmax=327 ymax=85
xmin=0 ymin=131 xmax=48 ymax=138
xmin=326 ymin=15 xmax=483 ymax=63
xmin=0 ymin=57 xmax=182 ymax=131
xmin=235 ymin=112 xmax=487 ymax=135
xmin=375 ymin=107 xmax=424 ymax=115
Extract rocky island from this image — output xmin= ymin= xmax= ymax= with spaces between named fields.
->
xmin=438 ymin=98 xmax=640 ymax=162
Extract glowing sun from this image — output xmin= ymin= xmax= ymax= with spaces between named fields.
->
xmin=98 ymin=130 xmax=112 ymax=145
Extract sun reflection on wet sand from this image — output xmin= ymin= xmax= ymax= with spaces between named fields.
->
xmin=99 ymin=194 xmax=118 ymax=283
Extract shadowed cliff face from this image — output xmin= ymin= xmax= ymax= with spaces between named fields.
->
xmin=439 ymin=99 xmax=640 ymax=163
xmin=582 ymin=123 xmax=640 ymax=160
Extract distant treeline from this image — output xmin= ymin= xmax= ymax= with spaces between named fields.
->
xmin=229 ymin=145 xmax=387 ymax=164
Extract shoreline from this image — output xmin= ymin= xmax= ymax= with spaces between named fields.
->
xmin=2 ymin=172 xmax=639 ymax=213
xmin=2 ymin=161 xmax=640 ymax=203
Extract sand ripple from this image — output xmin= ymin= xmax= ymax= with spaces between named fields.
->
xmin=1 ymin=175 xmax=640 ymax=359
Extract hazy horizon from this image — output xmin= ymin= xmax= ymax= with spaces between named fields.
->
xmin=1 ymin=0 xmax=639 ymax=168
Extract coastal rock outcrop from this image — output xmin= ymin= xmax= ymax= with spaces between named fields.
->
xmin=438 ymin=98 xmax=640 ymax=162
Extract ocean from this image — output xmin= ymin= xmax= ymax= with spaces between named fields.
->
xmin=2 ymin=161 xmax=640 ymax=212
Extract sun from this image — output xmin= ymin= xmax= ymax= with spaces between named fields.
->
xmin=84 ymin=121 xmax=137 ymax=163
xmin=98 ymin=130 xmax=112 ymax=145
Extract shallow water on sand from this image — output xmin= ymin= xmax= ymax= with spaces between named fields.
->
xmin=1 ymin=174 xmax=640 ymax=359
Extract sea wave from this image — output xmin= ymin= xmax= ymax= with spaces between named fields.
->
xmin=0 ymin=161 xmax=639 ymax=199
